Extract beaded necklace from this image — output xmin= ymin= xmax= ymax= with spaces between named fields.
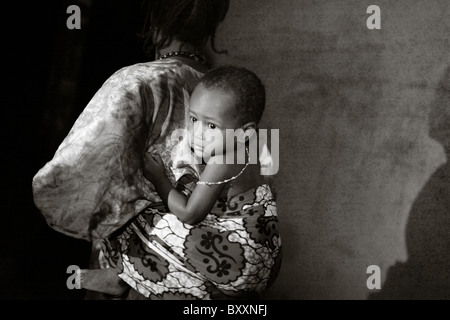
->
xmin=197 ymin=148 xmax=250 ymax=186
xmin=158 ymin=51 xmax=206 ymax=64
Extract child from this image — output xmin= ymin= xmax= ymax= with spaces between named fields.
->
xmin=79 ymin=66 xmax=282 ymax=300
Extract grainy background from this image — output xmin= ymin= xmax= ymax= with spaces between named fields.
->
xmin=207 ymin=0 xmax=450 ymax=299
xmin=2 ymin=0 xmax=449 ymax=300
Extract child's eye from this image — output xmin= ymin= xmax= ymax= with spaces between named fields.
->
xmin=190 ymin=116 xmax=197 ymax=123
xmin=208 ymin=123 xmax=216 ymax=129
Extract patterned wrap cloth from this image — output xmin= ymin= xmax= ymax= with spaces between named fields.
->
xmin=100 ymin=178 xmax=282 ymax=299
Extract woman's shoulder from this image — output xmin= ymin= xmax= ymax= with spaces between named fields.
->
xmin=90 ymin=60 xmax=205 ymax=102
xmin=108 ymin=59 xmax=205 ymax=86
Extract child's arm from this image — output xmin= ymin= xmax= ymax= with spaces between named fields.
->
xmin=143 ymin=153 xmax=239 ymax=225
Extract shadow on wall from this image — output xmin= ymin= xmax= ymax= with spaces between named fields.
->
xmin=370 ymin=66 xmax=450 ymax=300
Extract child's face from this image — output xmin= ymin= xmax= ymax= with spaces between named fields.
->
xmin=188 ymin=84 xmax=241 ymax=160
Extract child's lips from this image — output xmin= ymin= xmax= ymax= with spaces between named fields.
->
xmin=192 ymin=144 xmax=203 ymax=151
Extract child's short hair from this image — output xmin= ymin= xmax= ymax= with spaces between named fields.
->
xmin=198 ymin=65 xmax=266 ymax=125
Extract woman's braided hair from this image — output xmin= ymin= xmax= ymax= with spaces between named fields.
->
xmin=139 ymin=0 xmax=229 ymax=57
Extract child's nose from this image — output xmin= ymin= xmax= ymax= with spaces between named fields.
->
xmin=192 ymin=121 xmax=204 ymax=139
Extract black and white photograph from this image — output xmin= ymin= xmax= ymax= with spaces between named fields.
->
xmin=2 ymin=0 xmax=450 ymax=310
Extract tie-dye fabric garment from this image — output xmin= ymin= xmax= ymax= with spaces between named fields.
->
xmin=32 ymin=59 xmax=204 ymax=240
xmin=99 ymin=183 xmax=282 ymax=299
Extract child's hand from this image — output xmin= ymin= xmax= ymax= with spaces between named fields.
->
xmin=143 ymin=152 xmax=166 ymax=182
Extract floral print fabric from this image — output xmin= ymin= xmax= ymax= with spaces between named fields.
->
xmin=100 ymin=184 xmax=282 ymax=299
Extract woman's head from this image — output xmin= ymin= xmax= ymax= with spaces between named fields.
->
xmin=139 ymin=0 xmax=229 ymax=57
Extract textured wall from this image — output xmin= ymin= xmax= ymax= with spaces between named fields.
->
xmin=209 ymin=0 xmax=450 ymax=299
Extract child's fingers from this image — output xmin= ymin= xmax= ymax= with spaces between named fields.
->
xmin=144 ymin=152 xmax=164 ymax=167
xmin=144 ymin=152 xmax=156 ymax=163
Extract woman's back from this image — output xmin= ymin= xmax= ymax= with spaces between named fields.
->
xmin=32 ymin=59 xmax=205 ymax=240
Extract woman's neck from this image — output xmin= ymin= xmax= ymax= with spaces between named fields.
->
xmin=157 ymin=39 xmax=200 ymax=57
xmin=156 ymin=40 xmax=209 ymax=73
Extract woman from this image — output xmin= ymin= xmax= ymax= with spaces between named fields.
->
xmin=33 ymin=0 xmax=229 ymax=241
xmin=33 ymin=0 xmax=281 ymax=300
xmin=33 ymin=0 xmax=230 ymax=299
